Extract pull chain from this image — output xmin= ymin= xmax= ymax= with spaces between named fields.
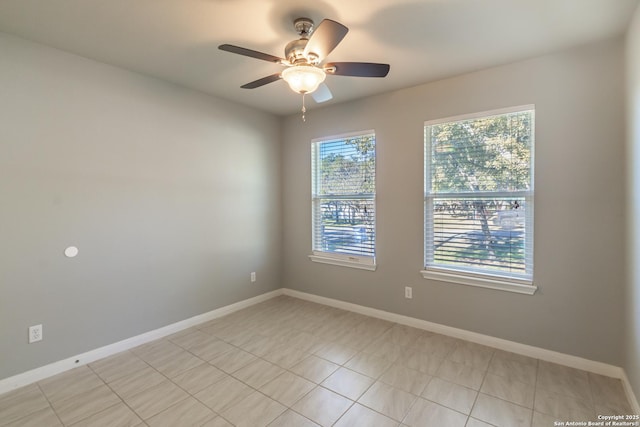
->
xmin=301 ymin=93 xmax=306 ymax=122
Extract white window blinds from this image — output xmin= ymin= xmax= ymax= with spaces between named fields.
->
xmin=424 ymin=107 xmax=534 ymax=283
xmin=312 ymin=132 xmax=376 ymax=262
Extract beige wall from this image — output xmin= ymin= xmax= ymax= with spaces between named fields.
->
xmin=282 ymin=37 xmax=626 ymax=366
xmin=626 ymin=1 xmax=640 ymax=403
xmin=0 ymin=33 xmax=282 ymax=380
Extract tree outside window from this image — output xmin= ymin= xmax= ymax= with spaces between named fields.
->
xmin=425 ymin=108 xmax=534 ymax=281
xmin=312 ymin=132 xmax=376 ymax=259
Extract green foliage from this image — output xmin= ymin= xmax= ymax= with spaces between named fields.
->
xmin=319 ymin=135 xmax=375 ymax=195
xmin=430 ymin=112 xmax=532 ymax=193
xmin=427 ymin=111 xmax=533 ymax=273
xmin=315 ymin=135 xmax=376 ymax=256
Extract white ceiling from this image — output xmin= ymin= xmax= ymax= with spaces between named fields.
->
xmin=0 ymin=0 xmax=637 ymax=115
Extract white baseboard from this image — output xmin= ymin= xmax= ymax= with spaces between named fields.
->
xmin=0 ymin=289 xmax=284 ymax=395
xmin=622 ymin=370 xmax=640 ymax=414
xmin=2 ymin=286 xmax=638 ymax=414
xmin=282 ymin=288 xmax=640 ymax=412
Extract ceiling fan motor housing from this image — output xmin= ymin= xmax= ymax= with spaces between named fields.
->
xmin=285 ymin=39 xmax=308 ymax=64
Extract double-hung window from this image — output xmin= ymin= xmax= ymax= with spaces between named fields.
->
xmin=423 ymin=106 xmax=535 ymax=294
xmin=310 ymin=131 xmax=376 ymax=270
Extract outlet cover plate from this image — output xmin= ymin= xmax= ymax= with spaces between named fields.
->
xmin=405 ymin=286 xmax=413 ymax=299
xmin=29 ymin=324 xmax=42 ymax=343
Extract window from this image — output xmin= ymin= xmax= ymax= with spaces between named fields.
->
xmin=310 ymin=131 xmax=376 ymax=270
xmin=423 ymin=106 xmax=535 ymax=294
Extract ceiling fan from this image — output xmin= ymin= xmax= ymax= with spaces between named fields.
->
xmin=219 ymin=17 xmax=390 ymax=119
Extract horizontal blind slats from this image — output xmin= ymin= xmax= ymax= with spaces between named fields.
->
xmin=425 ymin=108 xmax=534 ymax=281
xmin=313 ymin=133 xmax=376 ymax=258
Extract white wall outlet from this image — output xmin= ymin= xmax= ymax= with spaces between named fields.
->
xmin=405 ymin=286 xmax=413 ymax=299
xmin=250 ymin=272 xmax=256 ymax=282
xmin=29 ymin=324 xmax=42 ymax=343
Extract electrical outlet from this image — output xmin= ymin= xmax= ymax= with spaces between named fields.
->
xmin=29 ymin=324 xmax=42 ymax=343
xmin=250 ymin=272 xmax=256 ymax=282
xmin=404 ymin=286 xmax=413 ymax=299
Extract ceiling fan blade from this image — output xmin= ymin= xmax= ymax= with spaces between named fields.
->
xmin=219 ymin=44 xmax=285 ymax=64
xmin=311 ymin=83 xmax=333 ymax=103
xmin=241 ymin=73 xmax=282 ymax=89
xmin=303 ymin=19 xmax=348 ymax=61
xmin=325 ymin=62 xmax=390 ymax=77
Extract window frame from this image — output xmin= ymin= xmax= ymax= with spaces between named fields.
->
xmin=422 ymin=106 xmax=536 ymax=295
xmin=309 ymin=130 xmax=377 ymax=271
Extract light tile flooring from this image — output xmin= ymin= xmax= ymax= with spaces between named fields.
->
xmin=0 ymin=296 xmax=635 ymax=427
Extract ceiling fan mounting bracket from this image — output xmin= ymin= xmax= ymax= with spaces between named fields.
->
xmin=293 ymin=18 xmax=314 ymax=38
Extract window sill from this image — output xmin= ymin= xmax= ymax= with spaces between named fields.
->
xmin=309 ymin=254 xmax=377 ymax=271
xmin=421 ymin=269 xmax=536 ymax=295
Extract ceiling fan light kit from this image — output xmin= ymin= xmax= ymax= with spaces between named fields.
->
xmin=281 ymin=65 xmax=326 ymax=94
xmin=219 ymin=17 xmax=390 ymax=121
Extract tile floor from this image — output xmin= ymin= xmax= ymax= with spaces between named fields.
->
xmin=0 ymin=295 xmax=635 ymax=426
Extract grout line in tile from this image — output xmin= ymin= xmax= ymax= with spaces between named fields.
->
xmin=34 ymin=382 xmax=65 ymax=427
xmin=468 ymin=350 xmax=493 ymax=414
xmin=92 ymin=353 xmax=182 ymax=424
